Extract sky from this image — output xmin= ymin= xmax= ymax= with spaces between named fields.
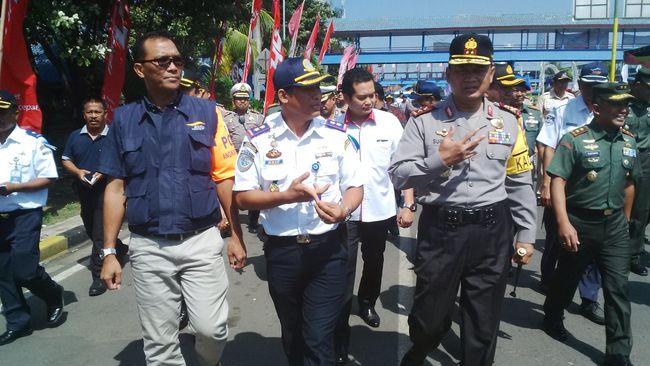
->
xmin=330 ymin=0 xmax=570 ymax=18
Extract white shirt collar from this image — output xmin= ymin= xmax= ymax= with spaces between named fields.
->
xmin=80 ymin=124 xmax=109 ymax=136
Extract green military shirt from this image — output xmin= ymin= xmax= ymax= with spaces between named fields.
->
xmin=547 ymin=122 xmax=639 ymax=210
xmin=625 ymin=100 xmax=650 ymax=150
xmin=522 ymin=107 xmax=542 ymax=156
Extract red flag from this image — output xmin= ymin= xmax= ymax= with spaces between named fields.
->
xmin=0 ymin=0 xmax=42 ymax=132
xmin=288 ymin=1 xmax=304 ymax=57
xmin=303 ymin=15 xmax=320 ymax=60
xmin=101 ymin=0 xmax=130 ymax=123
xmin=337 ymin=45 xmax=355 ymax=88
xmin=317 ymin=20 xmax=333 ymax=64
xmin=242 ymin=0 xmax=262 ymax=83
xmin=348 ymin=50 xmax=359 ymax=70
xmin=264 ymin=0 xmax=284 ymax=114
xmin=208 ymin=26 xmax=227 ymax=101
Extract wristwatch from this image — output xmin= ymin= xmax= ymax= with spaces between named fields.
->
xmin=401 ymin=202 xmax=417 ymax=212
xmin=99 ymin=248 xmax=117 ymax=260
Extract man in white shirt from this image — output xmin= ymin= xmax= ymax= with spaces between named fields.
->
xmin=234 ymin=58 xmax=364 ymax=366
xmin=333 ymin=68 xmax=415 ymax=365
xmin=538 ymin=71 xmax=575 ymax=117
xmin=537 ymin=62 xmax=609 ymax=325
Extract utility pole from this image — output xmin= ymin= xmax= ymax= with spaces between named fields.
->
xmin=610 ymin=0 xmax=620 ymax=81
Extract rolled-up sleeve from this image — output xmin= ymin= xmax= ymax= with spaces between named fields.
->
xmin=389 ymin=117 xmax=448 ymax=190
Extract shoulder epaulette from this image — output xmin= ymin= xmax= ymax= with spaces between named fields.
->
xmin=245 ymin=123 xmax=270 ymax=138
xmin=412 ymin=105 xmax=436 ymax=118
xmin=25 ymin=129 xmax=42 ymax=139
xmin=25 ymin=129 xmax=57 ymax=150
xmin=622 ymin=128 xmax=635 ymax=138
xmin=325 ymin=119 xmax=347 ymax=132
xmin=569 ymin=126 xmax=588 ymax=137
xmin=497 ymin=102 xmax=521 ymax=117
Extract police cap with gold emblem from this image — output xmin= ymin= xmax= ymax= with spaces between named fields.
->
xmin=448 ymin=34 xmax=493 ymax=66
xmin=493 ymin=62 xmax=524 ymax=87
xmin=0 ymin=90 xmax=17 ymax=109
xmin=412 ymin=81 xmax=442 ymax=100
xmin=591 ymin=82 xmax=635 ymax=103
xmin=634 ymin=67 xmax=650 ymax=86
xmin=273 ymin=57 xmax=334 ymax=90
xmin=180 ymin=69 xmax=202 ymax=88
xmin=231 ymin=83 xmax=252 ymax=99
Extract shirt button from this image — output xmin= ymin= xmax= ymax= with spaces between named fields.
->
xmin=468 ymin=181 xmax=474 ymax=187
xmin=488 ymin=152 xmax=494 ymax=158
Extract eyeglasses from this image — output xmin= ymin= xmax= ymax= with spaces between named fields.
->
xmin=137 ymin=56 xmax=185 ymax=69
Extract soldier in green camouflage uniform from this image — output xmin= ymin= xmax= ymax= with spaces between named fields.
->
xmin=543 ymin=83 xmax=639 ymax=366
xmin=626 ymin=68 xmax=650 ymax=276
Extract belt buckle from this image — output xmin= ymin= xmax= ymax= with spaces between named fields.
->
xmin=0 ymin=213 xmax=9 ymax=219
xmin=603 ymin=209 xmax=614 ymax=216
xmin=296 ymin=234 xmax=311 ymax=244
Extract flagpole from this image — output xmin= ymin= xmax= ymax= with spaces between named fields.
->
xmin=610 ymin=0 xmax=619 ymax=82
xmin=0 ymin=0 xmax=9 ymax=78
xmin=282 ymin=0 xmax=286 ymax=40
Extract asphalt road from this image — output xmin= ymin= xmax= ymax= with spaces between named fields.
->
xmin=2 ymin=208 xmax=649 ymax=366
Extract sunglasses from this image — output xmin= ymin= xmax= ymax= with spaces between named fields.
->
xmin=137 ymin=56 xmax=185 ymax=69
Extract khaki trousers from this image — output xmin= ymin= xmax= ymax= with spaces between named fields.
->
xmin=130 ymin=227 xmax=229 ymax=366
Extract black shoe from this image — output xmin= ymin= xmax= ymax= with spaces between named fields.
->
xmin=358 ymin=304 xmax=380 ymax=328
xmin=630 ymin=262 xmax=648 ymax=276
xmin=335 ymin=340 xmax=349 ymax=365
xmin=543 ymin=317 xmax=569 ymax=342
xmin=88 ymin=278 xmax=107 ymax=297
xmin=179 ymin=300 xmax=189 ymax=331
xmin=0 ymin=327 xmax=33 ymax=346
xmin=579 ymin=300 xmax=606 ymax=325
xmin=47 ymin=284 xmax=65 ymax=325
xmin=248 ymin=223 xmax=258 ymax=234
xmin=400 ymin=346 xmax=427 ymax=366
xmin=602 ymin=354 xmax=634 ymax=366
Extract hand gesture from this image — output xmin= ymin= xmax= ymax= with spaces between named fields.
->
xmin=438 ymin=127 xmax=485 ymax=167
xmin=285 ymin=172 xmax=330 ymax=203
xmin=315 ymin=201 xmax=348 ymax=224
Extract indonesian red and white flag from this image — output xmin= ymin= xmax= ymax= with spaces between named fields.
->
xmin=241 ymin=0 xmax=262 ymax=82
xmin=303 ymin=15 xmax=320 ymax=60
xmin=264 ymin=0 xmax=284 ymax=114
xmin=317 ymin=20 xmax=334 ymax=64
xmin=208 ymin=34 xmax=225 ymax=101
xmin=0 ymin=0 xmax=42 ymax=132
xmin=336 ymin=45 xmax=355 ymax=88
xmin=287 ymin=1 xmax=304 ymax=57
xmin=101 ymin=0 xmax=130 ymax=123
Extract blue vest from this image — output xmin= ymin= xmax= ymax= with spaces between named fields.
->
xmin=109 ymin=94 xmax=221 ymax=235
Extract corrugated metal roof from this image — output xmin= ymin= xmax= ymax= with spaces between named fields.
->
xmin=333 ymin=14 xmax=650 ymax=34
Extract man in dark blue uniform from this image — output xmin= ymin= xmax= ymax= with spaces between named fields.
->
xmin=98 ymin=31 xmax=246 ymax=365
xmin=62 ymin=97 xmax=127 ymax=296
xmin=0 ymin=90 xmax=65 ymax=345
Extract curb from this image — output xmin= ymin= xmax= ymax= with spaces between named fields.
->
xmin=39 ymin=223 xmax=89 ymax=262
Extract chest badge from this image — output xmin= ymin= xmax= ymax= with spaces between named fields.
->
xmin=583 ymin=144 xmax=599 ymax=151
xmin=586 ymin=170 xmax=598 ymax=182
xmin=490 ymin=118 xmax=504 ymax=130
xmin=266 ymin=136 xmax=282 ymax=159
xmin=269 ymin=181 xmax=280 ymax=192
xmin=435 ymin=128 xmax=449 ymax=137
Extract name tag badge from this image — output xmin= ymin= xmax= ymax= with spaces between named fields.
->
xmin=584 ymin=151 xmax=600 ymax=158
xmin=488 ymin=130 xmax=511 ymax=145
xmin=264 ymin=159 xmax=284 ymax=166
xmin=623 ymin=147 xmax=637 ymax=158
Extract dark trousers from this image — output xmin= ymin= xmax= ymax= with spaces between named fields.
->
xmin=629 ymin=150 xmax=650 ymax=264
xmin=0 ymin=208 xmax=62 ymax=330
xmin=544 ymin=210 xmax=632 ymax=358
xmin=264 ymin=226 xmax=348 ymax=366
xmin=334 ymin=218 xmax=392 ymax=350
xmin=541 ymin=208 xmax=601 ymax=302
xmin=407 ymin=202 xmax=513 ymax=366
xmin=74 ymin=182 xmax=126 ymax=279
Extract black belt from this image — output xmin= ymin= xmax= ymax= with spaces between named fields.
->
xmin=267 ymin=226 xmax=343 ymax=245
xmin=422 ymin=202 xmax=501 ymax=226
xmin=568 ymin=207 xmax=619 ymax=217
xmin=140 ymin=227 xmax=210 ymax=241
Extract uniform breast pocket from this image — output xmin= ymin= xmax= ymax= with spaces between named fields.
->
xmin=374 ymin=139 xmax=392 ymax=166
xmin=124 ymin=177 xmax=150 ymax=225
xmin=261 ymin=165 xmax=289 ymax=185
xmin=188 ymin=131 xmax=215 ymax=173
xmin=315 ymin=158 xmax=339 ymax=184
xmin=122 ymin=137 xmax=145 ymax=175
xmin=580 ymin=156 xmax=607 ymax=170
xmin=486 ymin=144 xmax=510 ymax=161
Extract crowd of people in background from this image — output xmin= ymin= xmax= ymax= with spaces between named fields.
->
xmin=1 ymin=30 xmax=649 ymax=366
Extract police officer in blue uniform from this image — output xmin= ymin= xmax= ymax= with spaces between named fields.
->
xmin=98 ymin=32 xmax=246 ymax=365
xmin=0 ymin=90 xmax=65 ymax=345
xmin=234 ymin=57 xmax=364 ymax=366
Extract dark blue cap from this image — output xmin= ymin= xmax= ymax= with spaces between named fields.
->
xmin=273 ymin=57 xmax=334 ymax=90
xmin=412 ymin=81 xmax=441 ymax=100
xmin=0 ymin=90 xmax=17 ymax=109
xmin=580 ymin=62 xmax=609 ymax=83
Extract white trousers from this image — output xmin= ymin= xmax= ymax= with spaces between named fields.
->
xmin=129 ymin=227 xmax=229 ymax=366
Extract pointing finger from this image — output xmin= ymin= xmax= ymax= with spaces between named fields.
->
xmin=462 ymin=128 xmax=482 ymax=143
